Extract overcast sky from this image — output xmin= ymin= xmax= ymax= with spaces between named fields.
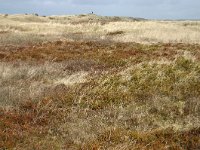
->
xmin=0 ymin=0 xmax=200 ymax=19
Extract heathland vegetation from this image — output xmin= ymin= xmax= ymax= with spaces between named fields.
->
xmin=0 ymin=14 xmax=200 ymax=149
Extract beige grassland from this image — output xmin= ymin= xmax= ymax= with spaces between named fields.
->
xmin=0 ymin=14 xmax=200 ymax=45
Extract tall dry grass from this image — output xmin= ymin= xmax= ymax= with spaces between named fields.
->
xmin=0 ymin=14 xmax=200 ymax=45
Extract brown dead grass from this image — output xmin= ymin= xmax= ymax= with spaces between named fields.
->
xmin=0 ymin=100 xmax=50 ymax=148
xmin=0 ymin=87 xmax=75 ymax=149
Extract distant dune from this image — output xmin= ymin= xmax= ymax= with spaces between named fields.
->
xmin=0 ymin=13 xmax=200 ymax=46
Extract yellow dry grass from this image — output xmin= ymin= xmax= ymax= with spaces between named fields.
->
xmin=0 ymin=14 xmax=200 ymax=45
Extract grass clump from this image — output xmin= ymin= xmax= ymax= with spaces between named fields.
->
xmin=79 ymin=56 xmax=200 ymax=110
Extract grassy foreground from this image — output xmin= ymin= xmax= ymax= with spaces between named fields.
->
xmin=0 ymin=14 xmax=200 ymax=149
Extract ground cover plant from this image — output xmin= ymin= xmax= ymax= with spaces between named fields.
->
xmin=0 ymin=14 xmax=200 ymax=149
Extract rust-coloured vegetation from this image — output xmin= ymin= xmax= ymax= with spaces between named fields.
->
xmin=0 ymin=100 xmax=49 ymax=148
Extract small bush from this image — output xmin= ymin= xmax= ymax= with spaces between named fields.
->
xmin=4 ymin=14 xmax=8 ymax=17
xmin=107 ymin=31 xmax=125 ymax=36
xmin=49 ymin=17 xmax=54 ymax=20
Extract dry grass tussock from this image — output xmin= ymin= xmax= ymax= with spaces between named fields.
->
xmin=0 ymin=14 xmax=200 ymax=45
xmin=0 ymin=14 xmax=200 ymax=149
xmin=0 ymin=61 xmax=90 ymax=107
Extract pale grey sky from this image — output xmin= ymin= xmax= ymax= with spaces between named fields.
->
xmin=0 ymin=0 xmax=199 ymax=19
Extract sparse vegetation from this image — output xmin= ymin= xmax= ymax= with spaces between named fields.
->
xmin=0 ymin=14 xmax=200 ymax=149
